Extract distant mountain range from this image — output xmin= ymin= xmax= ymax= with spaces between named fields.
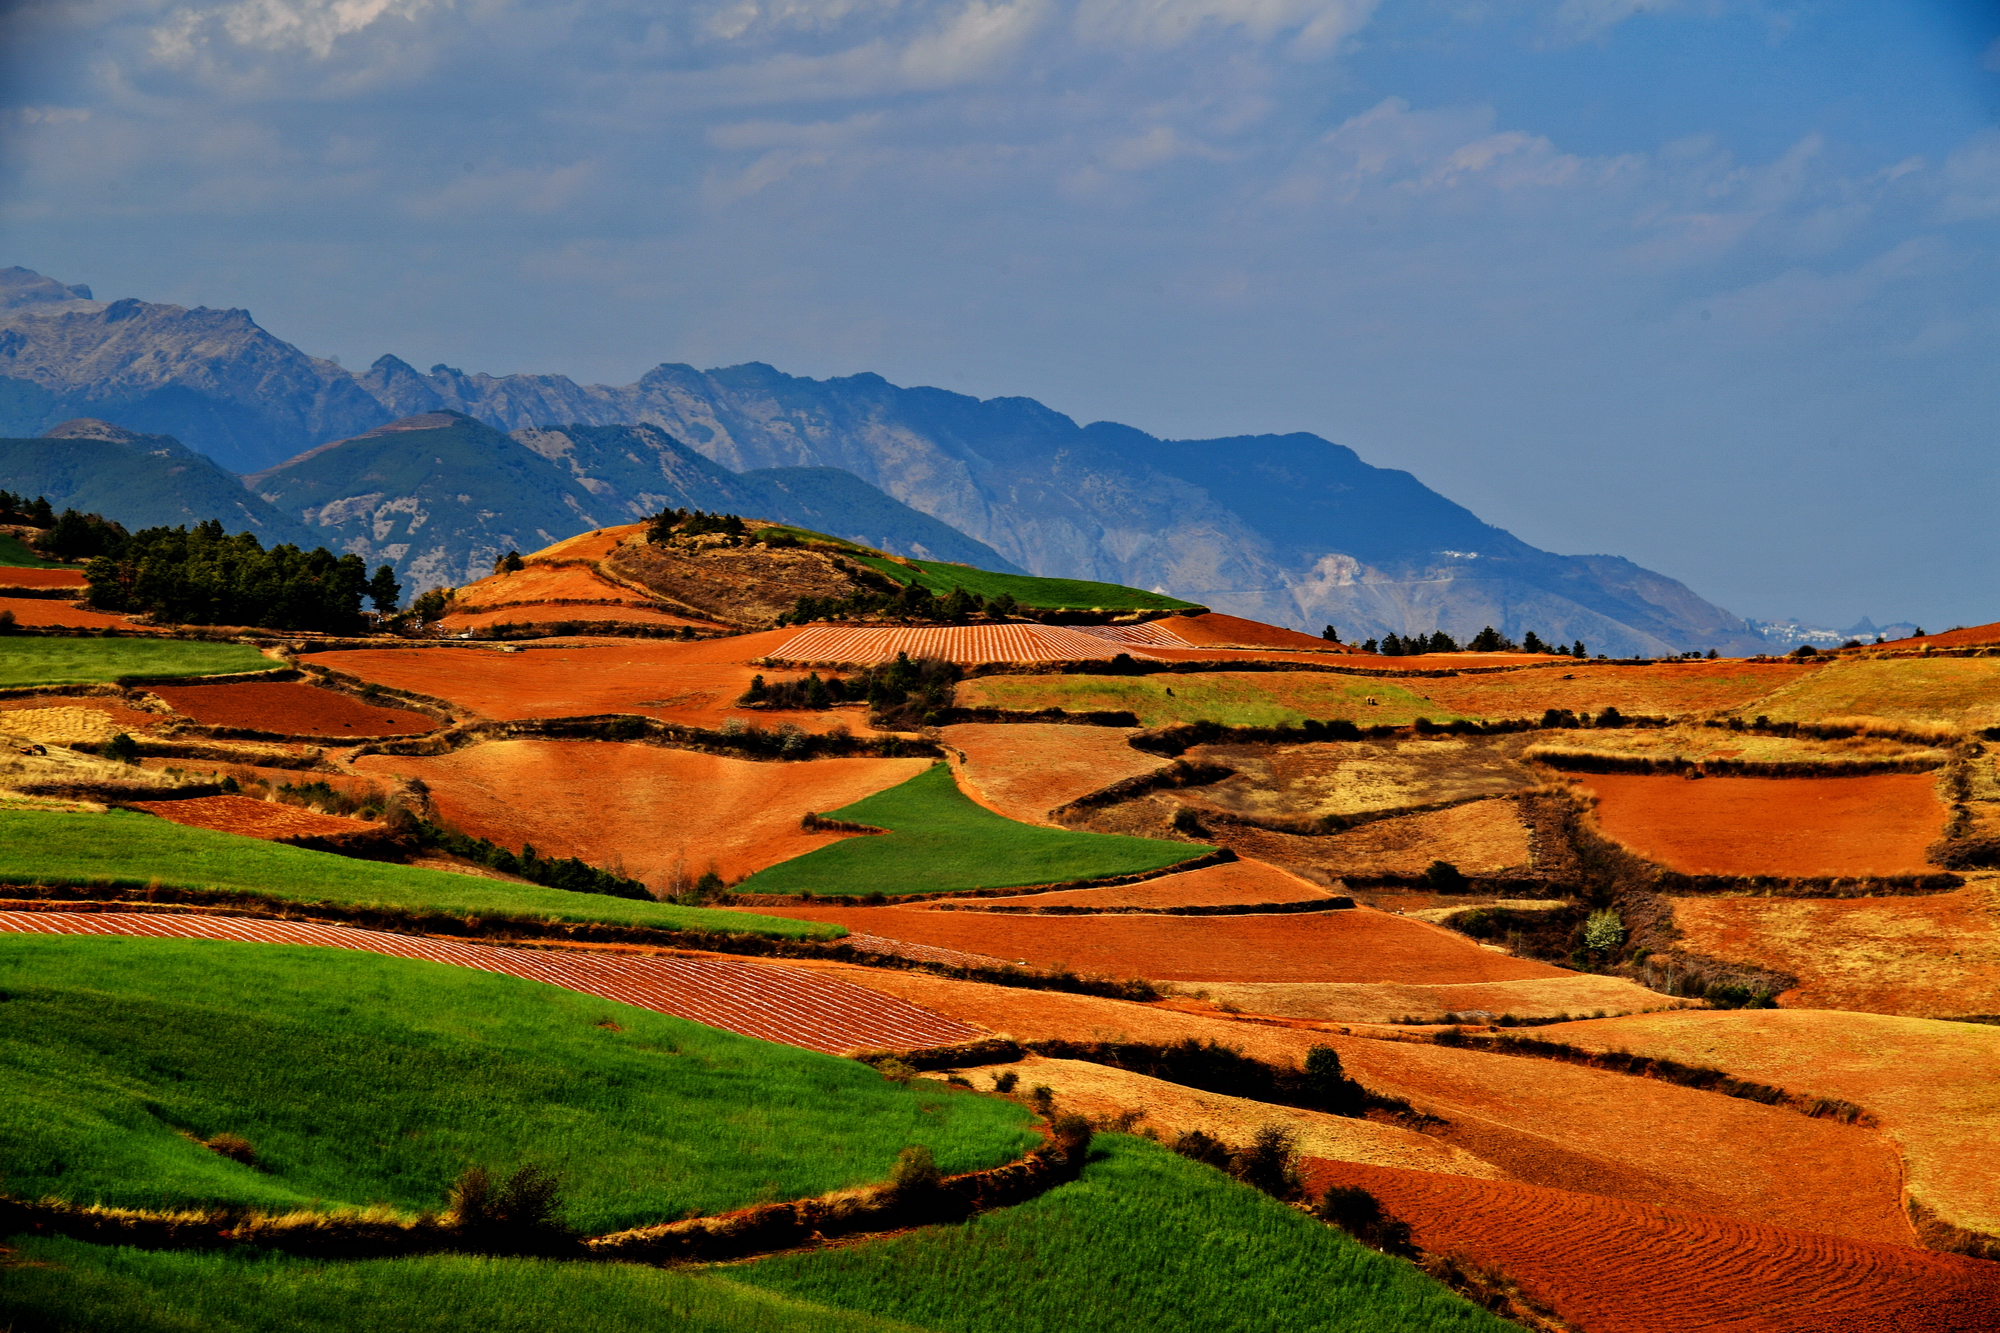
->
xmin=0 ymin=264 xmax=1771 ymax=654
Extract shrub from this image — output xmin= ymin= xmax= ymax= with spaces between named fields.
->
xmin=446 ymin=1164 xmax=574 ymax=1252
xmin=1315 ymin=1184 xmax=1415 ymax=1256
xmin=1582 ymin=908 xmax=1625 ymax=952
xmin=1049 ymin=1113 xmax=1093 ymax=1165
xmin=992 ymin=1070 xmax=1019 ymax=1094
xmin=889 ymin=1144 xmax=942 ymax=1196
xmin=1420 ymin=860 xmax=1469 ymax=893
xmin=104 ymin=732 xmax=140 ymax=765
xmin=1029 ymin=1085 xmax=1056 ymax=1115
xmin=1230 ymin=1124 xmax=1303 ymax=1200
xmin=1302 ymin=1045 xmax=1366 ymax=1116
xmin=1170 ymin=1128 xmax=1233 ymax=1171
xmin=202 ymin=1133 xmax=259 ymax=1167
xmin=0 ymin=609 xmax=15 ymax=634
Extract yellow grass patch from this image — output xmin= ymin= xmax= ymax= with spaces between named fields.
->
xmin=1743 ymin=658 xmax=2000 ymax=730
xmin=956 ymin=671 xmax=1461 ymax=729
xmin=1187 ymin=973 xmax=1695 ymax=1025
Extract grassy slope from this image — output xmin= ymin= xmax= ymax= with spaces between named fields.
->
xmin=957 ymin=671 xmax=1464 ymax=728
xmin=737 ymin=764 xmax=1209 ymax=896
xmin=0 ymin=637 xmax=273 ymax=687
xmin=0 ymin=809 xmax=837 ymax=940
xmin=739 ymin=1135 xmax=1517 ymax=1333
xmin=849 ymin=554 xmax=1198 ymax=612
xmin=0 ymin=1241 xmax=922 ymax=1333
xmin=1742 ymin=657 xmax=2000 ymax=727
xmin=0 ymin=936 xmax=1036 ymax=1229
xmin=0 ymin=532 xmax=66 ymax=569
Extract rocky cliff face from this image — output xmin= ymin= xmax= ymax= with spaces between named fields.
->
xmin=0 ymin=267 xmax=1768 ymax=653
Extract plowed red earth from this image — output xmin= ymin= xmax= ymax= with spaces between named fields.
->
xmin=0 ymin=694 xmax=161 ymax=732
xmin=0 ymin=596 xmax=137 ymax=629
xmin=1899 ymin=620 xmax=2000 ymax=650
xmin=315 ymin=636 xmax=872 ymax=735
xmin=754 ymin=904 xmax=1570 ymax=985
xmin=127 ymin=795 xmax=377 ymax=842
xmin=0 ymin=568 xmax=86 ymax=588
xmin=795 ymin=965 xmax=1914 ymax=1241
xmin=1407 ymin=660 xmax=1810 ymax=718
xmin=1303 ymin=1161 xmax=2000 ymax=1333
xmin=354 ymin=740 xmax=929 ymax=887
xmin=0 ymin=911 xmax=979 ymax=1054
xmin=941 ymin=722 xmax=1166 ymax=823
xmin=936 ymin=858 xmax=1333 ymax=911
xmin=1577 ymin=772 xmax=1944 ymax=876
xmin=149 ymin=682 xmax=436 ymax=737
xmin=449 ymin=562 xmax=648 ymax=610
xmin=1151 ymin=613 xmax=1352 ymax=652
xmin=774 ymin=623 xmax=1169 ymax=665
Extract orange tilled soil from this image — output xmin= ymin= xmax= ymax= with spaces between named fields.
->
xmin=440 ymin=604 xmax=720 ymax=631
xmin=355 ymin=740 xmax=928 ymax=887
xmin=1149 ymin=613 xmax=1353 ymax=653
xmin=933 ymin=858 xmax=1334 ymax=911
xmin=949 ymin=1054 xmax=1501 ymax=1179
xmin=1539 ymin=1009 xmax=2000 ymax=1238
xmin=128 ymin=794 xmax=379 ymax=842
xmin=760 ymin=904 xmax=1572 ymax=985
xmin=1216 ymin=799 xmax=1534 ymax=877
xmin=1899 ymin=619 xmax=2000 ymax=650
xmin=0 ymin=568 xmax=87 ymax=588
xmin=314 ymin=636 xmax=882 ymax=735
xmin=448 ymin=561 xmax=652 ymax=611
xmin=149 ymin=682 xmax=437 ymax=737
xmin=1407 ymin=660 xmax=1811 ymax=719
xmin=1669 ymin=885 xmax=2000 ymax=1017
xmin=796 ymin=962 xmax=1913 ymax=1240
xmin=1577 ymin=772 xmax=1945 ymax=877
xmin=1305 ymin=1162 xmax=2000 ymax=1333
xmin=941 ymin=722 xmax=1166 ymax=823
xmin=0 ymin=596 xmax=137 ymax=629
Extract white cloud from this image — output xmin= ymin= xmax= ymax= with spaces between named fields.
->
xmin=153 ymin=0 xmax=443 ymax=60
xmin=1073 ymin=0 xmax=1377 ymax=52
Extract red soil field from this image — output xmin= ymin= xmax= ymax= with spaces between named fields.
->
xmin=1577 ymin=772 xmax=1945 ymax=877
xmin=355 ymin=740 xmax=929 ymax=887
xmin=149 ymin=682 xmax=437 ymax=737
xmin=450 ymin=561 xmax=647 ymax=610
xmin=0 ymin=568 xmax=87 ymax=588
xmin=939 ymin=857 xmax=1334 ymax=910
xmin=799 ymin=961 xmax=1913 ymax=1239
xmin=521 ymin=527 xmax=636 ymax=563
xmin=0 ymin=911 xmax=979 ymax=1054
xmin=441 ymin=604 xmax=719 ymax=632
xmin=756 ymin=904 xmax=1573 ymax=985
xmin=135 ymin=758 xmax=389 ymax=801
xmin=941 ymin=722 xmax=1166 ymax=824
xmin=1539 ymin=1009 xmax=2000 ymax=1239
xmin=1304 ymin=1161 xmax=2000 ymax=1333
xmin=0 ymin=694 xmax=162 ymax=733
xmin=1896 ymin=619 xmax=2000 ymax=650
xmin=127 ymin=794 xmax=379 ymax=843
xmin=0 ymin=596 xmax=137 ymax=629
xmin=1150 ymin=613 xmax=1352 ymax=652
xmin=316 ymin=636 xmax=875 ymax=735
xmin=1669 ymin=886 xmax=2000 ymax=1018
xmin=1407 ymin=659 xmax=1811 ymax=719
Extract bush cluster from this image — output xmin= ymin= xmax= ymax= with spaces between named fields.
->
xmin=647 ymin=508 xmax=749 ymax=543
xmin=416 ymin=821 xmax=651 ymax=901
xmin=83 ymin=520 xmax=400 ymax=632
xmin=1364 ymin=628 xmax=1586 ymax=658
xmin=0 ymin=490 xmax=56 ymax=528
xmin=738 ymin=654 xmax=960 ymax=728
xmin=782 ymin=576 xmax=1020 ymax=626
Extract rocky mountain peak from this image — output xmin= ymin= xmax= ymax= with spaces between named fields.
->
xmin=0 ymin=266 xmax=96 ymax=313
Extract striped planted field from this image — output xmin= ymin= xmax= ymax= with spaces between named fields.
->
xmin=0 ymin=911 xmax=980 ymax=1055
xmin=772 ymin=623 xmax=1171 ymax=665
xmin=1305 ymin=1161 xmax=2000 ymax=1333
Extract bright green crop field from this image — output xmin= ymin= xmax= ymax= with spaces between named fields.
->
xmin=739 ymin=1134 xmax=1517 ymax=1333
xmin=736 ymin=764 xmax=1208 ymax=896
xmin=0 ymin=532 xmax=67 ymax=568
xmin=0 ymin=809 xmax=838 ymax=940
xmin=956 ymin=670 xmax=1461 ymax=729
xmin=0 ymin=935 xmax=1036 ymax=1229
xmin=850 ymin=554 xmax=1198 ymax=613
xmin=0 ymin=636 xmax=273 ymax=686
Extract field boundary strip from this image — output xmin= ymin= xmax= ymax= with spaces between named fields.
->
xmin=0 ymin=911 xmax=981 ymax=1055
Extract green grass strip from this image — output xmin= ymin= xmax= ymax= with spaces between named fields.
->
xmin=0 ymin=935 xmax=1036 ymax=1231
xmin=958 ymin=671 xmax=1463 ymax=728
xmin=848 ymin=555 xmax=1198 ymax=612
xmin=737 ymin=764 xmax=1208 ymax=897
xmin=737 ymin=1135 xmax=1518 ymax=1333
xmin=0 ymin=532 xmax=68 ymax=569
xmin=0 ymin=1241 xmax=924 ymax=1333
xmin=0 ymin=637 xmax=274 ymax=687
xmin=0 ymin=809 xmax=838 ymax=940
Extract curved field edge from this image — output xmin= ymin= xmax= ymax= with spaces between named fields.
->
xmin=0 ymin=1238 xmax=925 ymax=1333
xmin=0 ymin=809 xmax=837 ymax=940
xmin=0 ymin=934 xmax=1037 ymax=1232
xmin=735 ymin=1135 xmax=1519 ymax=1333
xmin=0 ymin=638 xmax=275 ymax=687
xmin=739 ymin=764 xmax=1212 ymax=897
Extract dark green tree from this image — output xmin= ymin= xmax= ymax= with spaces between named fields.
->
xmin=368 ymin=564 xmax=402 ymax=614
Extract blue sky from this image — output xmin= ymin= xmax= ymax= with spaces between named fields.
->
xmin=2 ymin=0 xmax=1996 ymax=629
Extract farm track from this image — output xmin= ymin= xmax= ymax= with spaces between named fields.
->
xmin=1307 ymin=1160 xmax=2000 ymax=1333
xmin=0 ymin=911 xmax=982 ymax=1055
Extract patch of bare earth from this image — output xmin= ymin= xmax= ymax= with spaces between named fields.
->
xmin=1306 ymin=1161 xmax=2000 ymax=1333
xmin=1188 ymin=734 xmax=1540 ymax=821
xmin=1196 ymin=798 xmax=1536 ymax=879
xmin=1190 ymin=974 xmax=1692 ymax=1025
xmin=355 ymin=739 xmax=928 ymax=888
xmin=149 ymin=682 xmax=436 ymax=737
xmin=941 ymin=721 xmax=1167 ymax=824
xmin=930 ymin=858 xmax=1333 ymax=911
xmin=127 ymin=794 xmax=378 ymax=842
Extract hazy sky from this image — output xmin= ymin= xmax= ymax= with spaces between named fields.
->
xmin=3 ymin=0 xmax=1996 ymax=629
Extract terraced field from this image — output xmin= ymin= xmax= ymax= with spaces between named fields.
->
xmin=128 ymin=794 xmax=382 ymax=844
xmin=0 ymin=636 xmax=271 ymax=685
xmin=941 ymin=721 xmax=1167 ymax=824
xmin=152 ymin=680 xmax=438 ymax=737
xmin=1742 ymin=655 xmax=2000 ymax=729
xmin=956 ymin=670 xmax=1458 ymax=728
xmin=1408 ymin=659 xmax=1813 ymax=719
